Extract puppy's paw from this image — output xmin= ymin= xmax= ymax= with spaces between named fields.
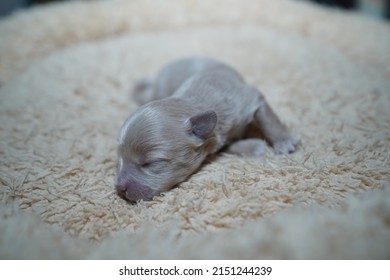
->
xmin=226 ymin=139 xmax=266 ymax=157
xmin=273 ymin=134 xmax=299 ymax=154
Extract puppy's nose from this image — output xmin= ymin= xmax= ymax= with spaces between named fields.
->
xmin=116 ymin=182 xmax=127 ymax=193
xmin=116 ymin=179 xmax=156 ymax=202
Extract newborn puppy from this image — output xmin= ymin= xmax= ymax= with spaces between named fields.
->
xmin=117 ymin=57 xmax=298 ymax=202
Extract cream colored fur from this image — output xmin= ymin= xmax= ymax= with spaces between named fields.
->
xmin=0 ymin=0 xmax=389 ymax=259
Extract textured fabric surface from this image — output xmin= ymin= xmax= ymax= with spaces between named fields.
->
xmin=0 ymin=0 xmax=389 ymax=259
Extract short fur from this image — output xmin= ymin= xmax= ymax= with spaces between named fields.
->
xmin=117 ymin=57 xmax=298 ymax=201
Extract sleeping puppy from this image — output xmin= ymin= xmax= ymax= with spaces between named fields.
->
xmin=116 ymin=57 xmax=298 ymax=202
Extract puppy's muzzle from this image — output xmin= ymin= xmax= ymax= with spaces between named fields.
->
xmin=116 ymin=172 xmax=156 ymax=202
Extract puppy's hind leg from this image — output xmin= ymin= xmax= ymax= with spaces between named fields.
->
xmin=132 ymin=78 xmax=155 ymax=105
xmin=248 ymin=86 xmax=299 ymax=154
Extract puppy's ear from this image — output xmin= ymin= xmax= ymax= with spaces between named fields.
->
xmin=186 ymin=110 xmax=217 ymax=140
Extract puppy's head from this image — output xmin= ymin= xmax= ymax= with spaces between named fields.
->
xmin=116 ymin=99 xmax=217 ymax=202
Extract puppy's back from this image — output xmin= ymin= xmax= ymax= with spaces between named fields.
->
xmin=155 ymin=57 xmax=225 ymax=98
xmin=134 ymin=57 xmax=227 ymax=104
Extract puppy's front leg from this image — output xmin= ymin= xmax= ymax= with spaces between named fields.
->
xmin=248 ymin=86 xmax=298 ymax=154
xmin=226 ymin=139 xmax=266 ymax=157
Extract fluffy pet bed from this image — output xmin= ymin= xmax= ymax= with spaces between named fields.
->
xmin=0 ymin=0 xmax=389 ymax=259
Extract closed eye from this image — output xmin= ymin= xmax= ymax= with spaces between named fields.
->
xmin=141 ymin=162 xmax=152 ymax=168
xmin=140 ymin=159 xmax=170 ymax=173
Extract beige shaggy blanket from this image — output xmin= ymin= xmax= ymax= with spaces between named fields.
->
xmin=1 ymin=0 xmax=389 ymax=259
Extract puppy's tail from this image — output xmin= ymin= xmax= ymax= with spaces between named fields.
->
xmin=132 ymin=78 xmax=154 ymax=105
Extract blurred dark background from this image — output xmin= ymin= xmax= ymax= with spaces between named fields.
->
xmin=0 ymin=0 xmax=389 ymax=19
